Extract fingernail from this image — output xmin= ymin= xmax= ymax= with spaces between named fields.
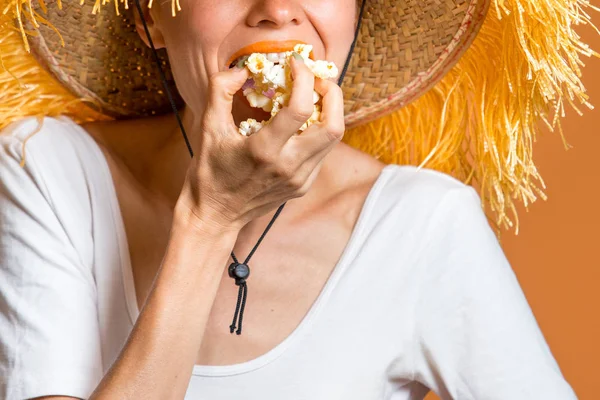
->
xmin=291 ymin=52 xmax=303 ymax=61
xmin=235 ymin=55 xmax=249 ymax=69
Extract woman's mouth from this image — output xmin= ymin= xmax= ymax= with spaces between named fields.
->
xmin=228 ymin=41 xmax=332 ymax=135
xmin=225 ymin=40 xmax=313 ymax=69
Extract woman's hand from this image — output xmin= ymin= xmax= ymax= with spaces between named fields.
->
xmin=176 ymin=56 xmax=345 ymax=233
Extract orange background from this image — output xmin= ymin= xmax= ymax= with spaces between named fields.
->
xmin=425 ymin=24 xmax=600 ymax=400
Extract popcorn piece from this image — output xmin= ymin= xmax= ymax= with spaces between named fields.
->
xmin=238 ymin=118 xmax=264 ymax=136
xmin=293 ymin=43 xmax=312 ymax=60
xmin=273 ymin=91 xmax=290 ymax=106
xmin=263 ymin=64 xmax=286 ymax=88
xmin=310 ymin=60 xmax=338 ymax=80
xmin=270 ymin=100 xmax=281 ymax=118
xmin=245 ymin=91 xmax=271 ymax=109
xmin=304 ymin=58 xmax=316 ymax=70
xmin=246 ymin=53 xmax=273 ymax=75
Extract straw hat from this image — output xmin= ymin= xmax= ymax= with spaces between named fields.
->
xmin=0 ymin=0 xmax=597 ymax=231
xmin=21 ymin=0 xmax=489 ymax=126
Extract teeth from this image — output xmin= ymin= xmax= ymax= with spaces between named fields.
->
xmin=236 ymin=51 xmax=291 ymax=66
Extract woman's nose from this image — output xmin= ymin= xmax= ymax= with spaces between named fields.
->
xmin=245 ymin=0 xmax=305 ymax=28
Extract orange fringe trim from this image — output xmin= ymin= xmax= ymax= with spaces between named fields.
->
xmin=345 ymin=0 xmax=599 ymax=233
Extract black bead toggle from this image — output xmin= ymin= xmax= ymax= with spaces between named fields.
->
xmin=228 ymin=262 xmax=250 ymax=284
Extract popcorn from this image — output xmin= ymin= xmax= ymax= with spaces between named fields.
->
xmin=239 ymin=118 xmax=264 ymax=136
xmin=263 ymin=64 xmax=286 ymax=88
xmin=236 ymin=43 xmax=338 ymax=137
xmin=310 ymin=60 xmax=339 ymax=80
xmin=246 ymin=53 xmax=273 ymax=75
xmin=245 ymin=91 xmax=271 ymax=110
xmin=270 ymin=100 xmax=281 ymax=118
xmin=273 ymin=91 xmax=290 ymax=106
xmin=293 ymin=43 xmax=312 ymax=60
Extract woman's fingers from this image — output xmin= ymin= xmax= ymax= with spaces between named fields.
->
xmin=255 ymin=55 xmax=315 ymax=150
xmin=205 ymin=66 xmax=250 ymax=125
xmin=290 ymin=77 xmax=345 ymax=163
xmin=268 ymin=77 xmax=344 ymax=193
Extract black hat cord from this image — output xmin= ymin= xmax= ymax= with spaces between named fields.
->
xmin=133 ymin=0 xmax=367 ymax=335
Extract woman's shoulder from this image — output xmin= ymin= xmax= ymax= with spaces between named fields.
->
xmin=368 ymin=165 xmax=496 ymax=264
xmin=2 ymin=115 xmax=82 ymax=141
xmin=375 ymin=164 xmax=480 ymax=217
xmin=1 ymin=115 xmax=100 ymax=169
xmin=357 ymin=163 xmax=492 ymax=249
xmin=325 ymin=145 xmax=484 ymax=240
xmin=1 ymin=116 xmax=107 ymax=243
xmin=1 ymin=115 xmax=104 ymax=207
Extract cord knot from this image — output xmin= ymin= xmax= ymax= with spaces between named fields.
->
xmin=228 ymin=262 xmax=250 ymax=334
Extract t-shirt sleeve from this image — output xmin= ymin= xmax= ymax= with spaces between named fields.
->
xmin=412 ymin=186 xmax=577 ymax=399
xmin=0 ymin=133 xmax=103 ymax=399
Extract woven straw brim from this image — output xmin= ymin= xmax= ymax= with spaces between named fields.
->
xmin=27 ymin=0 xmax=489 ymax=127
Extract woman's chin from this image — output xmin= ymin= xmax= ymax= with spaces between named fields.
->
xmin=232 ymin=92 xmax=271 ymax=126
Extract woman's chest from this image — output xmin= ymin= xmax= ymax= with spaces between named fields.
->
xmin=116 ymin=186 xmax=360 ymax=366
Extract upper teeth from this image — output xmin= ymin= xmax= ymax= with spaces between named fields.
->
xmin=265 ymin=52 xmax=289 ymax=62
xmin=235 ymin=51 xmax=289 ymax=65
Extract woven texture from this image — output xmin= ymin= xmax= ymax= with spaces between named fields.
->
xmin=24 ymin=0 xmax=488 ymax=126
xmin=342 ymin=0 xmax=488 ymax=126
xmin=27 ymin=0 xmax=183 ymax=118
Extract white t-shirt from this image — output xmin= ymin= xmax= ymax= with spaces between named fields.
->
xmin=0 ymin=116 xmax=577 ymax=400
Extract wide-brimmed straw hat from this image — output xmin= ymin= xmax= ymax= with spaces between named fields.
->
xmin=21 ymin=0 xmax=490 ymax=125
xmin=0 ymin=0 xmax=597 ymax=231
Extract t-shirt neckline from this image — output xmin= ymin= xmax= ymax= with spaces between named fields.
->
xmin=75 ymin=118 xmax=395 ymax=376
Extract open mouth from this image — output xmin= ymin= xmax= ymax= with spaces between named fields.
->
xmin=232 ymin=90 xmax=271 ymax=127
xmin=227 ymin=42 xmax=333 ymax=136
xmin=229 ymin=48 xmax=302 ymax=123
xmin=225 ymin=40 xmax=313 ymax=69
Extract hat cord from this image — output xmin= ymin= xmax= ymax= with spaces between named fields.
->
xmin=132 ymin=0 xmax=367 ymax=335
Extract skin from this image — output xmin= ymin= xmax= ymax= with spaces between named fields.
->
xmin=34 ymin=0 xmax=385 ymax=398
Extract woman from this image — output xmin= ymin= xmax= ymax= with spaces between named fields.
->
xmin=0 ymin=0 xmax=591 ymax=397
